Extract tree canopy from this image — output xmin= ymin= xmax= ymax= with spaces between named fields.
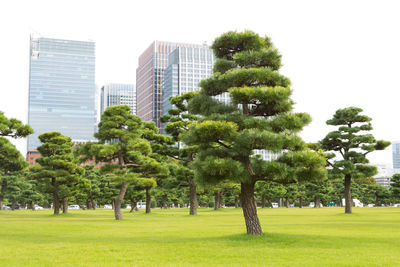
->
xmin=184 ymin=31 xmax=326 ymax=235
xmin=320 ymin=107 xmax=390 ymax=213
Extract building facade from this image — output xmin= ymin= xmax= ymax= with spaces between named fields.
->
xmin=100 ymin=83 xmax=136 ymax=116
xmin=27 ymin=36 xmax=96 ymax=150
xmin=162 ymin=46 xmax=216 ymax=117
xmin=393 ymin=142 xmax=400 ymax=169
xmin=136 ymin=41 xmax=204 ymax=129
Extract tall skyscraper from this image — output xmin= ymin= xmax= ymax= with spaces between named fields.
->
xmin=393 ymin=142 xmax=400 ymax=169
xmin=162 ymin=46 xmax=215 ymax=118
xmin=100 ymin=83 xmax=136 ymax=116
xmin=136 ymin=41 xmax=204 ymax=129
xmin=27 ymin=36 xmax=96 ymax=150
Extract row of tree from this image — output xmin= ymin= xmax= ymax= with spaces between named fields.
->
xmin=0 ymin=31 xmax=394 ymax=236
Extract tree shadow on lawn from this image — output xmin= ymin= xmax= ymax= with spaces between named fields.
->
xmin=2 ymin=230 xmax=397 ymax=251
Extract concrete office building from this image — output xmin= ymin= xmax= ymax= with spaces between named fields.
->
xmin=27 ymin=36 xmax=96 ymax=150
xmin=136 ymin=41 xmax=205 ymax=129
xmin=393 ymin=142 xmax=400 ymax=169
xmin=100 ymin=83 xmax=136 ymax=116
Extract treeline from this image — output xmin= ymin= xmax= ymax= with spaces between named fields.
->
xmin=0 ymin=31 xmax=397 ymax=236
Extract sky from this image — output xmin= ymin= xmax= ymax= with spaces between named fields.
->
xmin=0 ymin=0 xmax=399 ymax=166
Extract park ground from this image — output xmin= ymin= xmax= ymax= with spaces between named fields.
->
xmin=0 ymin=207 xmax=399 ymax=266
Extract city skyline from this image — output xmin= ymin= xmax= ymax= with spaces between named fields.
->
xmin=27 ymin=36 xmax=97 ymax=150
xmin=1 ymin=0 xmax=399 ymax=165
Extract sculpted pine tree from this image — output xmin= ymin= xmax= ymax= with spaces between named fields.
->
xmin=0 ymin=111 xmax=32 ymax=210
xmin=30 ymin=132 xmax=83 ymax=215
xmin=185 ymin=31 xmax=326 ymax=235
xmin=0 ymin=138 xmax=28 ymax=209
xmin=77 ymin=105 xmax=167 ymax=220
xmin=0 ymin=111 xmax=33 ymax=138
xmin=391 ymin=174 xmax=400 ymax=203
xmin=159 ymin=92 xmax=201 ymax=215
xmin=320 ymin=107 xmax=390 ymax=213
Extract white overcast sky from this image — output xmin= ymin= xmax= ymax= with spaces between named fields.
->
xmin=0 ymin=0 xmax=399 ymax=166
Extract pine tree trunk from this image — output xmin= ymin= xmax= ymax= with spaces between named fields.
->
xmin=299 ymin=196 xmax=303 ymax=208
xmin=0 ymin=179 xmax=6 ymax=210
xmin=31 ymin=201 xmax=35 ymax=210
xmin=114 ymin=182 xmax=129 ymax=220
xmin=189 ymin=178 xmax=198 ymax=215
xmin=315 ymin=196 xmax=320 ymax=208
xmin=129 ymin=200 xmax=136 ymax=213
xmin=344 ymin=174 xmax=352 ymax=214
xmin=261 ymin=195 xmax=266 ymax=208
xmin=112 ymin=199 xmax=115 ymax=210
xmin=62 ymin=197 xmax=68 ymax=213
xmin=145 ymin=188 xmax=151 ymax=214
xmin=89 ymin=192 xmax=95 ymax=209
xmin=52 ymin=178 xmax=60 ymax=215
xmin=11 ymin=200 xmax=17 ymax=210
xmin=162 ymin=195 xmax=168 ymax=209
xmin=214 ymin=192 xmax=219 ymax=210
xmin=240 ymin=182 xmax=263 ymax=235
xmin=285 ymin=198 xmax=289 ymax=208
xmin=234 ymin=197 xmax=239 ymax=208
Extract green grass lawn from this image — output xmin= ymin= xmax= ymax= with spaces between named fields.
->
xmin=0 ymin=207 xmax=399 ymax=266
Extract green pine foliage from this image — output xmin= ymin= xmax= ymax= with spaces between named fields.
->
xmin=184 ymin=31 xmax=326 ymax=235
xmin=320 ymin=107 xmax=390 ymax=213
xmin=30 ymin=132 xmax=83 ymax=215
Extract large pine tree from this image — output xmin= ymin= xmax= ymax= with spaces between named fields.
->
xmin=184 ymin=31 xmax=326 ymax=235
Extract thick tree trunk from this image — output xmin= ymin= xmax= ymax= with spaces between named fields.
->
xmin=145 ymin=188 xmax=151 ymax=214
xmin=162 ymin=195 xmax=168 ymax=209
xmin=189 ymin=178 xmax=198 ymax=215
xmin=0 ymin=179 xmax=6 ymax=210
xmin=285 ymin=198 xmax=289 ymax=208
xmin=86 ymin=198 xmax=91 ymax=209
xmin=214 ymin=192 xmax=219 ymax=210
xmin=129 ymin=200 xmax=137 ymax=213
xmin=62 ymin=197 xmax=68 ymax=213
xmin=314 ymin=196 xmax=320 ymax=208
xmin=299 ymin=196 xmax=303 ymax=208
xmin=240 ymin=182 xmax=263 ymax=235
xmin=52 ymin=178 xmax=60 ymax=215
xmin=114 ymin=182 xmax=129 ymax=220
xmin=11 ymin=200 xmax=17 ymax=210
xmin=344 ymin=174 xmax=352 ymax=214
xmin=89 ymin=192 xmax=95 ymax=209
xmin=111 ymin=199 xmax=115 ymax=210
xmin=30 ymin=201 xmax=35 ymax=210
xmin=261 ymin=195 xmax=266 ymax=208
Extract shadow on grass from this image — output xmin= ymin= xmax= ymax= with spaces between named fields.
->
xmin=2 ymin=228 xmax=398 ymax=251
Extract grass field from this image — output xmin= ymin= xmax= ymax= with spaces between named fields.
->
xmin=0 ymin=207 xmax=399 ymax=266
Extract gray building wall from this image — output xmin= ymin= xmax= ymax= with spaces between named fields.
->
xmin=100 ymin=83 xmax=136 ymax=116
xmin=27 ymin=36 xmax=96 ymax=150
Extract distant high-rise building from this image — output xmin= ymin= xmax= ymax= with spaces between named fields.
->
xmin=27 ymin=36 xmax=96 ymax=150
xmin=393 ymin=142 xmax=400 ymax=169
xmin=162 ymin=46 xmax=216 ymax=117
xmin=100 ymin=83 xmax=136 ymax=116
xmin=136 ymin=41 xmax=204 ymax=129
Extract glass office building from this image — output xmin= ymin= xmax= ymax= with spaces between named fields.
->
xmin=393 ymin=142 xmax=400 ymax=169
xmin=136 ymin=41 xmax=205 ymax=129
xmin=162 ymin=46 xmax=216 ymax=116
xmin=100 ymin=83 xmax=136 ymax=116
xmin=27 ymin=36 xmax=96 ymax=150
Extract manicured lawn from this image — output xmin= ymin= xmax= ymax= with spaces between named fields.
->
xmin=0 ymin=207 xmax=399 ymax=266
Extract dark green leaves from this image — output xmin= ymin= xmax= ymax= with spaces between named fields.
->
xmin=0 ymin=111 xmax=33 ymax=138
